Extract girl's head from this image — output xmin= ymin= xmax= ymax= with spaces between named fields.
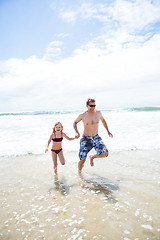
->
xmin=53 ymin=122 xmax=63 ymax=133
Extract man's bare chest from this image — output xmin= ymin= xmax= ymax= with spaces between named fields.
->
xmin=83 ymin=114 xmax=100 ymax=125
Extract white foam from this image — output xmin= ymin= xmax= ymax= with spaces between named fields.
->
xmin=135 ymin=209 xmax=140 ymax=217
xmin=1 ymin=110 xmax=160 ymax=156
xmin=71 ymin=229 xmax=84 ymax=240
xmin=141 ymin=224 xmax=153 ymax=230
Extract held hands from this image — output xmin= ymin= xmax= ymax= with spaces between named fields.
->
xmin=45 ymin=147 xmax=48 ymax=153
xmin=75 ymin=135 xmax=79 ymax=139
xmin=75 ymin=132 xmax=80 ymax=139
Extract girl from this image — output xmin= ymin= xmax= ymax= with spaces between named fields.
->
xmin=45 ymin=122 xmax=77 ymax=174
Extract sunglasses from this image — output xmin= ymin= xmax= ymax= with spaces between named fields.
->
xmin=89 ymin=104 xmax=96 ymax=107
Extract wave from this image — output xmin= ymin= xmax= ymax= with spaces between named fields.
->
xmin=0 ymin=107 xmax=160 ymax=116
xmin=0 ymin=110 xmax=80 ymax=116
xmin=126 ymin=107 xmax=160 ymax=112
xmin=0 ymin=148 xmax=160 ymax=158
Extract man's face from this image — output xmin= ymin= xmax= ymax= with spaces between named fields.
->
xmin=87 ymin=102 xmax=96 ymax=111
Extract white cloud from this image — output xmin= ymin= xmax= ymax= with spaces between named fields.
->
xmin=58 ymin=0 xmax=160 ymax=53
xmin=0 ymin=0 xmax=160 ymax=112
xmin=59 ymin=2 xmax=108 ymax=23
xmin=110 ymin=0 xmax=160 ymax=32
xmin=59 ymin=0 xmax=160 ymax=34
xmin=0 ymin=32 xmax=160 ymax=111
xmin=44 ymin=40 xmax=63 ymax=60
xmin=60 ymin=10 xmax=78 ymax=22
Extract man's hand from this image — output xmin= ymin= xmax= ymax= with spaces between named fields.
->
xmin=75 ymin=132 xmax=80 ymax=138
xmin=108 ymin=132 xmax=113 ymax=138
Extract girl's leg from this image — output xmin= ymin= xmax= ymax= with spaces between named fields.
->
xmin=52 ymin=152 xmax=58 ymax=174
xmin=58 ymin=150 xmax=65 ymax=165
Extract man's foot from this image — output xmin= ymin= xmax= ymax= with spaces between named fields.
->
xmin=89 ymin=155 xmax=94 ymax=167
xmin=78 ymin=171 xmax=82 ymax=178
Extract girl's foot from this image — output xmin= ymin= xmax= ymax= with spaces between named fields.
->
xmin=54 ymin=167 xmax=57 ymax=175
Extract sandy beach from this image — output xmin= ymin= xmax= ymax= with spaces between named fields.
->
xmin=0 ymin=150 xmax=160 ymax=240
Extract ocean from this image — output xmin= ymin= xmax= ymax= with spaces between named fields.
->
xmin=0 ymin=107 xmax=160 ymax=240
xmin=0 ymin=107 xmax=160 ymax=156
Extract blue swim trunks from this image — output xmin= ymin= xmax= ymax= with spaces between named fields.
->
xmin=79 ymin=134 xmax=108 ymax=160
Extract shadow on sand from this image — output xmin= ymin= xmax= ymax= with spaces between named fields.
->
xmin=48 ymin=175 xmax=71 ymax=196
xmin=48 ymin=173 xmax=120 ymax=199
xmin=79 ymin=173 xmax=120 ymax=201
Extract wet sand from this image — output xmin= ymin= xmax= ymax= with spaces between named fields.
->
xmin=0 ymin=150 xmax=160 ymax=240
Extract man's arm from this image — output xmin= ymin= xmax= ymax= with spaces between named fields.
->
xmin=100 ymin=112 xmax=113 ymax=138
xmin=73 ymin=114 xmax=83 ymax=138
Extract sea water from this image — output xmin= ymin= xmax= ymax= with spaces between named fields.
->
xmin=0 ymin=107 xmax=160 ymax=240
xmin=0 ymin=107 xmax=160 ymax=156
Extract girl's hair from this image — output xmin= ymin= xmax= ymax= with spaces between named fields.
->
xmin=53 ymin=122 xmax=63 ymax=133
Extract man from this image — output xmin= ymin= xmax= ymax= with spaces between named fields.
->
xmin=73 ymin=98 xmax=113 ymax=173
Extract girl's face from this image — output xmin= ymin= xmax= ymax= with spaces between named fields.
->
xmin=55 ymin=123 xmax=63 ymax=132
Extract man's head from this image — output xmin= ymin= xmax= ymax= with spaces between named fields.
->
xmin=86 ymin=98 xmax=96 ymax=111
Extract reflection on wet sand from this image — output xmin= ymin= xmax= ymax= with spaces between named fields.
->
xmin=79 ymin=173 xmax=120 ymax=201
xmin=49 ymin=175 xmax=71 ymax=195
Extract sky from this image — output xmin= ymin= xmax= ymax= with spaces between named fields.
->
xmin=0 ymin=0 xmax=160 ymax=112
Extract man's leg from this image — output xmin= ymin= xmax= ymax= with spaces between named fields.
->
xmin=78 ymin=159 xmax=86 ymax=173
xmin=90 ymin=152 xmax=109 ymax=166
xmin=90 ymin=135 xmax=109 ymax=167
xmin=78 ymin=135 xmax=89 ymax=173
xmin=78 ymin=134 xmax=93 ymax=173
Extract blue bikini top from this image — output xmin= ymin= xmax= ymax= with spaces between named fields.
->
xmin=52 ymin=132 xmax=63 ymax=142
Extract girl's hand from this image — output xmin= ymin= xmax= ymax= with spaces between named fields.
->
xmin=45 ymin=148 xmax=48 ymax=153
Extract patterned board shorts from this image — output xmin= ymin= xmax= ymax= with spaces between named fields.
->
xmin=79 ymin=134 xmax=108 ymax=160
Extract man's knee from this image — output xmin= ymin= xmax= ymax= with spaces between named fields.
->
xmin=102 ymin=152 xmax=109 ymax=157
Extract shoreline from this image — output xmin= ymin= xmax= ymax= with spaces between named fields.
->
xmin=0 ymin=147 xmax=160 ymax=157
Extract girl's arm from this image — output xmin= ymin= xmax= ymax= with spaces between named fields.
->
xmin=63 ymin=132 xmax=77 ymax=141
xmin=45 ymin=134 xmax=53 ymax=153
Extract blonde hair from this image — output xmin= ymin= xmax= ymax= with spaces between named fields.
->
xmin=53 ymin=122 xmax=63 ymax=133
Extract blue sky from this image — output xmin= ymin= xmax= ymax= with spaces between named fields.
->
xmin=0 ymin=0 xmax=160 ymax=112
